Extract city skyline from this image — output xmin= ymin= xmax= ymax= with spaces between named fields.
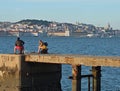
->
xmin=0 ymin=0 xmax=120 ymax=29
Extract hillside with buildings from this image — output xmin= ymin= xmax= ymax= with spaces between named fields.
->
xmin=0 ymin=19 xmax=120 ymax=37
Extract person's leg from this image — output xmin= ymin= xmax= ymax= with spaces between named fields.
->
xmin=41 ymin=49 xmax=48 ymax=54
xmin=22 ymin=46 xmax=24 ymax=54
xmin=14 ymin=46 xmax=16 ymax=54
xmin=19 ymin=46 xmax=24 ymax=54
xmin=19 ymin=50 xmax=22 ymax=54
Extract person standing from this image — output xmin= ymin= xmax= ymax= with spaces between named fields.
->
xmin=14 ymin=37 xmax=25 ymax=54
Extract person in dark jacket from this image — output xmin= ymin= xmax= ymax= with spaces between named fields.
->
xmin=14 ymin=37 xmax=25 ymax=54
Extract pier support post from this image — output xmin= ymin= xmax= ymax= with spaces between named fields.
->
xmin=72 ymin=65 xmax=81 ymax=91
xmin=92 ymin=66 xmax=101 ymax=91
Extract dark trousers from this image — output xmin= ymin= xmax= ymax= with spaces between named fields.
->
xmin=41 ymin=49 xmax=48 ymax=54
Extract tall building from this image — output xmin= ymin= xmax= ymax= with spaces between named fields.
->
xmin=107 ymin=23 xmax=112 ymax=30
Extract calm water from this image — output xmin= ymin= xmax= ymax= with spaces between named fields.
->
xmin=0 ymin=36 xmax=120 ymax=91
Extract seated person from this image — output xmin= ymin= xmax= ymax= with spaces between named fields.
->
xmin=38 ymin=40 xmax=48 ymax=54
xmin=14 ymin=37 xmax=25 ymax=54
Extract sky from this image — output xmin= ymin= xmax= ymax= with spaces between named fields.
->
xmin=0 ymin=0 xmax=120 ymax=29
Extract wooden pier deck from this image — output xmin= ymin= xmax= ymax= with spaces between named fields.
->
xmin=0 ymin=54 xmax=120 ymax=91
xmin=25 ymin=54 xmax=120 ymax=67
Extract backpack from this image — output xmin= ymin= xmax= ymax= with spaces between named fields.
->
xmin=44 ymin=42 xmax=48 ymax=46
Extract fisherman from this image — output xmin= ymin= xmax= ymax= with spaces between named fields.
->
xmin=38 ymin=40 xmax=48 ymax=54
xmin=14 ymin=37 xmax=25 ymax=54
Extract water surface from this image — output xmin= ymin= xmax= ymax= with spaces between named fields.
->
xmin=0 ymin=36 xmax=120 ymax=91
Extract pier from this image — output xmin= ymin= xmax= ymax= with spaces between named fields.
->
xmin=0 ymin=54 xmax=120 ymax=91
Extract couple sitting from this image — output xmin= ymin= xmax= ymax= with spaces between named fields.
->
xmin=14 ymin=37 xmax=48 ymax=54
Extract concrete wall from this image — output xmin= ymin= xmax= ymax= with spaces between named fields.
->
xmin=0 ymin=54 xmax=62 ymax=91
xmin=0 ymin=54 xmax=21 ymax=91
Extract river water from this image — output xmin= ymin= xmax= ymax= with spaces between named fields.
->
xmin=0 ymin=36 xmax=120 ymax=91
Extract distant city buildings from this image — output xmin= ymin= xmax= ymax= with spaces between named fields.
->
xmin=0 ymin=20 xmax=120 ymax=37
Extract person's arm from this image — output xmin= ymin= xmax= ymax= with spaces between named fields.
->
xmin=22 ymin=40 xmax=24 ymax=45
xmin=38 ymin=46 xmax=40 ymax=53
xmin=15 ymin=41 xmax=17 ymax=46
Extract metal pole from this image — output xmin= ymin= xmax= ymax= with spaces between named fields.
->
xmin=92 ymin=66 xmax=101 ymax=91
xmin=88 ymin=77 xmax=91 ymax=91
xmin=72 ymin=65 xmax=81 ymax=91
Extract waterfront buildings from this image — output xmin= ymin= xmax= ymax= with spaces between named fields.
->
xmin=0 ymin=20 xmax=120 ymax=37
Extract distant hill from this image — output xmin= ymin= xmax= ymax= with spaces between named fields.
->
xmin=16 ymin=19 xmax=52 ymax=27
xmin=15 ymin=19 xmax=98 ymax=32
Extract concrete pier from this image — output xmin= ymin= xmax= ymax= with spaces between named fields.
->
xmin=0 ymin=54 xmax=120 ymax=91
xmin=0 ymin=54 xmax=61 ymax=91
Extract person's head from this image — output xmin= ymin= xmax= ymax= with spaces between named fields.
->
xmin=39 ymin=40 xmax=43 ymax=43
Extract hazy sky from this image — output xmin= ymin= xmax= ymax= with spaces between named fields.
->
xmin=0 ymin=0 xmax=120 ymax=29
